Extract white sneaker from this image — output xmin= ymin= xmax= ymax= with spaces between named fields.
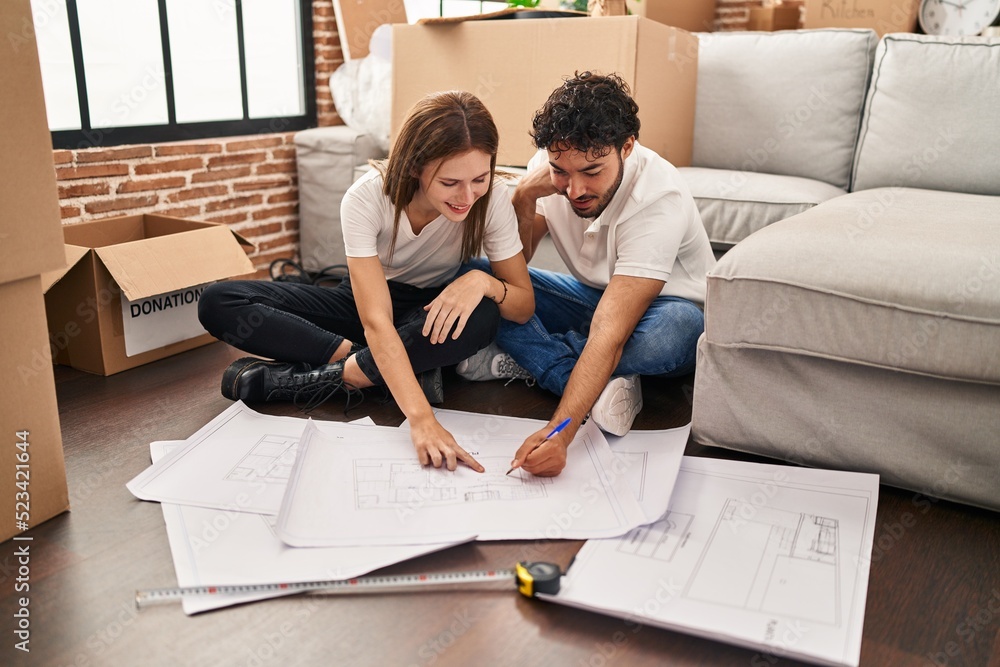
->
xmin=590 ymin=374 xmax=642 ymax=436
xmin=456 ymin=342 xmax=533 ymax=383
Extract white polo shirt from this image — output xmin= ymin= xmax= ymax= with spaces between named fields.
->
xmin=531 ymin=142 xmax=716 ymax=305
xmin=342 ymin=168 xmax=523 ymax=289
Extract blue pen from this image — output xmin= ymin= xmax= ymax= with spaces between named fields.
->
xmin=506 ymin=417 xmax=572 ymax=475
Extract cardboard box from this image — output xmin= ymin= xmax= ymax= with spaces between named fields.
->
xmin=392 ymin=16 xmax=699 ymax=167
xmin=803 ymin=0 xmax=919 ymax=35
xmin=332 ymin=0 xmax=407 ymax=60
xmin=41 ymin=215 xmax=255 ymax=376
xmin=626 ymin=0 xmax=718 ymax=32
xmin=0 ymin=1 xmax=66 ymax=284
xmin=747 ymin=4 xmax=803 ymax=30
xmin=0 ymin=0 xmax=71 ymax=542
xmin=1 ymin=278 xmax=70 ymax=542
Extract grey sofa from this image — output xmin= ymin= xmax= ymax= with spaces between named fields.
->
xmin=689 ymin=31 xmax=1000 ymax=511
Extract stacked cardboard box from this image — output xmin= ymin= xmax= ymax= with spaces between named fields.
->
xmin=747 ymin=2 xmax=803 ymax=31
xmin=626 ymin=0 xmax=718 ymax=32
xmin=803 ymin=0 xmax=919 ymax=35
xmin=392 ymin=16 xmax=699 ymax=168
xmin=0 ymin=0 xmax=71 ymax=542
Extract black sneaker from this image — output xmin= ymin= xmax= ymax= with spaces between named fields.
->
xmin=418 ymin=367 xmax=444 ymax=404
xmin=221 ymin=357 xmax=363 ymax=412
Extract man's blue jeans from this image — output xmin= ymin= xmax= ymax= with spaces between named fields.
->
xmin=467 ymin=259 xmax=704 ymax=397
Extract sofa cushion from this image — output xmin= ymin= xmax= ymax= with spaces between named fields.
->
xmin=852 ymin=34 xmax=1000 ymax=196
xmin=679 ymin=167 xmax=846 ymax=248
xmin=692 ymin=29 xmax=877 ymax=190
xmin=693 ymin=337 xmax=1000 ymax=511
xmin=294 ymin=126 xmax=386 ymax=273
xmin=705 ymin=188 xmax=1000 ymax=385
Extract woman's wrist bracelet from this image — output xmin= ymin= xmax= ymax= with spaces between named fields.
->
xmin=491 ymin=277 xmax=508 ymax=306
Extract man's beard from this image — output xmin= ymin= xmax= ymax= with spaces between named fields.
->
xmin=566 ymin=152 xmax=624 ymax=220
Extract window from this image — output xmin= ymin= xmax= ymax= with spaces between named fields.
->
xmin=404 ymin=0 xmax=511 ymax=21
xmin=32 ymin=0 xmax=315 ymax=149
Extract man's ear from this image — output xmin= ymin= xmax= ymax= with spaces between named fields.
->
xmin=620 ymin=136 xmax=635 ymax=160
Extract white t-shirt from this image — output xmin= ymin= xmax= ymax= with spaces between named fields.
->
xmin=341 ymin=169 xmax=523 ymax=288
xmin=531 ymin=142 xmax=716 ymax=304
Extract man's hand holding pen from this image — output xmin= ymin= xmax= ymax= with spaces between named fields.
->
xmin=508 ymin=417 xmax=573 ymax=477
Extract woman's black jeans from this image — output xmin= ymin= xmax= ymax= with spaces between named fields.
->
xmin=198 ymin=277 xmax=500 ymax=385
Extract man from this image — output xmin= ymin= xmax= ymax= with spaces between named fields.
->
xmin=458 ymin=71 xmax=716 ymax=476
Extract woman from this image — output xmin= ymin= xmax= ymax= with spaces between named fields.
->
xmin=198 ymin=91 xmax=534 ymax=473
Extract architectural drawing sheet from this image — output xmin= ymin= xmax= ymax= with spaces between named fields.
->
xmin=541 ymin=456 xmax=879 ymax=667
xmin=126 ymin=402 xmax=384 ymax=514
xmin=276 ymin=418 xmax=648 ymax=546
xmin=152 ymin=435 xmax=475 ymax=615
xmin=417 ymin=409 xmax=688 ymax=523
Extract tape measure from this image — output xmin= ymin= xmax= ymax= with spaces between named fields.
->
xmin=135 ymin=561 xmax=562 ymax=609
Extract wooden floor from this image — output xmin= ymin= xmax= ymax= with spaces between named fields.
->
xmin=2 ymin=340 xmax=998 ymax=666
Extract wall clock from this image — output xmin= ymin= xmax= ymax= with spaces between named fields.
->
xmin=919 ymin=0 xmax=1000 ymax=35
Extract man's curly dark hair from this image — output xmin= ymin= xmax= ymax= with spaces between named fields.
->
xmin=531 ymin=71 xmax=640 ymax=158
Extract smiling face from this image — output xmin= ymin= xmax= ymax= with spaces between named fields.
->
xmin=547 ymin=137 xmax=634 ymax=220
xmin=408 ymin=149 xmax=493 ymax=226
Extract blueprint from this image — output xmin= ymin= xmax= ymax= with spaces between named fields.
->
xmin=275 ymin=418 xmax=649 ymax=546
xmin=225 ymin=434 xmax=299 ymax=484
xmin=126 ymin=402 xmax=310 ymax=513
xmin=354 ymin=455 xmax=552 ymax=509
xmin=126 ymin=402 xmax=407 ymax=514
xmin=151 ymin=437 xmax=473 ymax=615
xmin=407 ymin=409 xmax=688 ymax=523
xmin=541 ymin=456 xmax=879 ymax=667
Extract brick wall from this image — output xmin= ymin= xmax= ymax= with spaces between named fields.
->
xmin=314 ymin=0 xmax=343 ymax=127
xmin=54 ymin=0 xmax=345 ymax=278
xmin=55 ymin=136 xmax=300 ymax=276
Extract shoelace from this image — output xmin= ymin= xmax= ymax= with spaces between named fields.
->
xmin=264 ymin=362 xmax=364 ymax=414
xmin=496 ymin=355 xmax=536 ymax=387
xmin=292 ymin=379 xmax=365 ymax=413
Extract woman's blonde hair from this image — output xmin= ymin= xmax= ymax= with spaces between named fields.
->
xmin=377 ymin=90 xmax=499 ymax=263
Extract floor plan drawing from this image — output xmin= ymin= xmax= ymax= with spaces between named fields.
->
xmin=225 ymin=434 xmax=299 ymax=484
xmin=126 ymin=402 xmax=327 ymax=515
xmin=277 ymin=418 xmax=649 ymax=546
xmin=614 ymin=450 xmax=649 ymax=502
xmin=354 ymin=456 xmax=552 ymax=509
xmin=616 ymin=510 xmax=693 ymax=562
xmin=545 ymin=457 xmax=879 ymax=667
xmin=685 ymin=499 xmax=840 ymax=625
